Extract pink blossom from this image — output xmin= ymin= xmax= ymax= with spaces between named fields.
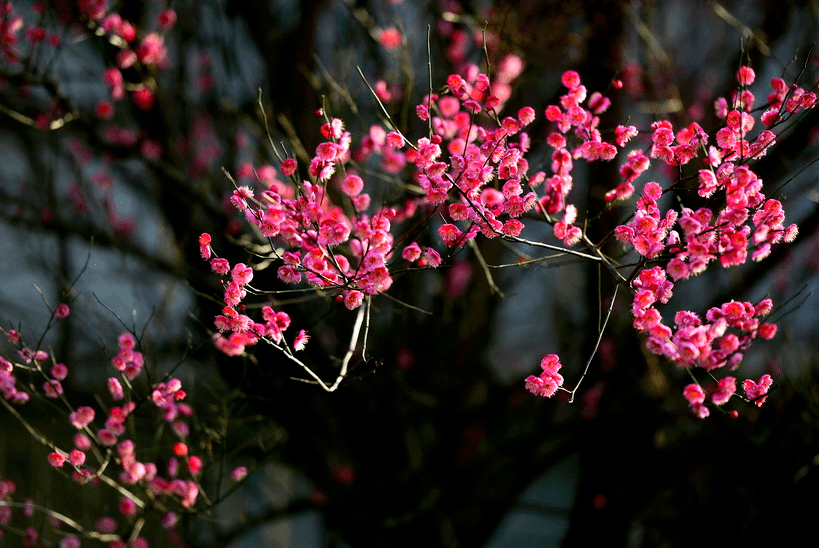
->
xmin=422 ymin=247 xmax=442 ymax=268
xmin=386 ymin=131 xmax=404 ymax=148
xmin=502 ymin=219 xmax=524 ymax=236
xmin=755 ymin=298 xmax=773 ymax=316
xmin=188 ymin=456 xmax=203 ymax=475
xmin=278 ymin=264 xmax=302 ymax=284
xmin=54 ymin=303 xmax=70 ymax=319
xmin=588 ymin=91 xmax=611 ymax=114
xmin=136 ymin=33 xmax=167 ymax=66
xmin=211 ymin=258 xmax=230 ymax=274
xmin=692 ymin=403 xmax=710 ymax=418
xmin=97 ymin=429 xmax=118 ymax=446
xmin=96 ymin=516 xmax=118 ymax=534
xmin=199 ymin=233 xmax=212 ymax=259
xmin=158 ymin=8 xmax=177 ymax=29
xmin=615 ymin=125 xmax=638 ymax=147
xmin=525 ymin=375 xmax=559 ymax=397
xmin=69 ymin=406 xmax=95 ymax=429
xmin=68 ymin=450 xmax=86 ymax=467
xmin=485 ymin=95 xmax=501 ymax=111
xmin=116 ymin=48 xmax=137 ymax=69
xmin=716 ymin=127 xmax=736 ymax=150
xmin=48 ymin=452 xmax=65 ymax=468
xmin=518 ymin=107 xmax=535 ymax=126
xmin=230 ymin=186 xmax=254 ymax=209
xmin=438 ymin=224 xmax=462 ymax=246
xmin=293 ymin=330 xmax=310 ymax=351
xmin=344 ymin=290 xmax=364 ymax=310
xmin=352 ymin=193 xmax=371 ymax=211
xmin=341 ymin=174 xmax=364 ymax=196
xmin=231 ymin=263 xmax=254 ymax=286
xmin=59 ymin=536 xmax=81 ymax=548
xmin=108 ymin=377 xmax=124 ymax=400
xmin=318 ymin=219 xmax=351 ymax=246
xmin=712 ymin=376 xmax=736 ymax=405
xmin=74 ymin=433 xmax=92 ymax=451
xmin=683 ymin=383 xmax=706 ymax=406
xmin=378 ymin=27 xmax=402 ymax=50
xmin=402 ymin=242 xmax=422 ymax=262
xmin=43 ymin=379 xmax=63 ymax=398
xmin=758 ymin=323 xmax=777 ymax=339
xmin=743 ymin=374 xmax=773 ymax=406
xmin=416 ymin=104 xmax=430 ymax=121
xmin=51 ymin=363 xmax=68 ymax=380
xmin=119 ymin=497 xmax=137 ymax=516
xmin=315 ymin=142 xmax=340 ymax=162
xmin=162 ymin=512 xmax=180 ymax=529
xmin=736 ymin=66 xmax=756 ymax=86
xmin=561 ymin=70 xmax=581 ymax=89
xmin=281 ymin=158 xmax=297 ymax=176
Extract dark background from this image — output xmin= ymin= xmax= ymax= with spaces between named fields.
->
xmin=1 ymin=1 xmax=818 ymax=546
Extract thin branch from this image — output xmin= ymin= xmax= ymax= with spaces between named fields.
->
xmin=468 ymin=238 xmax=504 ymax=297
xmin=262 ymin=338 xmax=334 ymax=390
xmin=504 ymin=234 xmax=603 ymax=262
xmin=0 ymin=501 xmax=120 ymax=543
xmin=0 ymin=396 xmax=147 ymax=509
xmin=486 ymin=252 xmax=568 ymax=268
xmin=256 ymin=89 xmax=284 ymax=161
xmin=0 ymin=101 xmax=80 ymax=130
xmin=426 ymin=24 xmax=434 ymax=136
xmin=378 ymin=290 xmax=434 ymax=315
xmin=333 ymin=302 xmax=367 ymax=391
xmin=276 ymin=112 xmax=312 ymax=165
xmin=770 ymin=154 xmax=819 ymax=198
xmin=357 ymin=66 xmax=418 ymax=152
xmin=362 ymin=296 xmax=371 ymax=361
xmin=0 ymin=395 xmax=53 ymax=447
xmin=567 ymin=284 xmax=619 ymax=403
xmin=260 ymin=303 xmax=368 ymax=392
xmin=312 ymin=53 xmax=360 ymax=115
xmin=708 ymin=0 xmax=772 ymax=56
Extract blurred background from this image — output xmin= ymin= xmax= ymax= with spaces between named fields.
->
xmin=1 ymin=0 xmax=818 ymax=546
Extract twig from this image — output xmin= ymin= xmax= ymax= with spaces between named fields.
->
xmin=426 ymin=25 xmax=434 ymax=136
xmin=362 ymin=296 xmax=371 ymax=361
xmin=378 ymin=291 xmax=433 ymax=315
xmin=356 ymin=67 xmax=418 ymax=152
xmin=256 ymin=89 xmax=284 ymax=161
xmin=567 ymin=284 xmax=619 ymax=403
xmin=504 ymin=233 xmax=603 ymax=262
xmin=0 ymin=501 xmax=120 ymax=543
xmin=486 ymin=252 xmax=568 ymax=268
xmin=262 ymin=303 xmax=367 ymax=392
xmin=0 ymin=396 xmax=146 ymax=509
xmin=333 ymin=302 xmax=367 ymax=390
xmin=468 ymin=238 xmax=504 ymax=297
xmin=708 ymin=0 xmax=772 ymax=56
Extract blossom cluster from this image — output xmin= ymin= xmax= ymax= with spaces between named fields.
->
xmin=208 ymin=60 xmax=812 ymax=418
xmin=611 ymin=68 xmax=809 ymax=416
xmin=0 ymin=0 xmax=175 ymax=129
xmin=203 ymin=62 xmax=550 ymax=367
xmin=631 ymin=265 xmax=778 ymax=371
xmin=0 ymin=307 xmax=235 ymax=547
xmin=503 ymin=64 xmax=808 ymax=416
xmin=524 ymin=355 xmax=565 ymax=398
